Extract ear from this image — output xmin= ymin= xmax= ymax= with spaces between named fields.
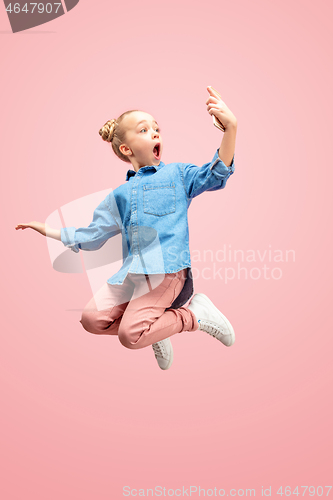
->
xmin=119 ymin=143 xmax=132 ymax=157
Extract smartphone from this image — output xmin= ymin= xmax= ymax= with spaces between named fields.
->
xmin=210 ymin=87 xmax=226 ymax=132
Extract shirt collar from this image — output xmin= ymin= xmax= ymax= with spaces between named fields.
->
xmin=125 ymin=162 xmax=165 ymax=181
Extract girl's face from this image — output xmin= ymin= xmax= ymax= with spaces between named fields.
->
xmin=119 ymin=111 xmax=163 ymax=171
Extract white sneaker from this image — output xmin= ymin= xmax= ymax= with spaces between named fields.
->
xmin=188 ymin=293 xmax=235 ymax=346
xmin=152 ymin=338 xmax=174 ymax=370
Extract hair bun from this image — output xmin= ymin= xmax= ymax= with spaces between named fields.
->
xmin=99 ymin=119 xmax=116 ymax=142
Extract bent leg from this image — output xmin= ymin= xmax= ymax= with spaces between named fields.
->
xmin=118 ymin=270 xmax=199 ymax=349
xmin=80 ymin=277 xmax=134 ymax=335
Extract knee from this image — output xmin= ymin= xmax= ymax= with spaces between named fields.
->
xmin=80 ymin=310 xmax=111 ymax=335
xmin=118 ymin=325 xmax=141 ymax=349
xmin=80 ymin=310 xmax=97 ymax=334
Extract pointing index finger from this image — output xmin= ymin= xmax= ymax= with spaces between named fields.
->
xmin=207 ymin=86 xmax=222 ymax=99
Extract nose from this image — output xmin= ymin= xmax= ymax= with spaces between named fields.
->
xmin=152 ymin=129 xmax=159 ymax=138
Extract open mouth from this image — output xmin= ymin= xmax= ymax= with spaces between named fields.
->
xmin=153 ymin=143 xmax=161 ymax=160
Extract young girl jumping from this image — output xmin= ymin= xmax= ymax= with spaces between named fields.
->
xmin=16 ymin=86 xmax=237 ymax=371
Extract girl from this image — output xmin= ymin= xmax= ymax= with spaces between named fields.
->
xmin=16 ymin=86 xmax=237 ymax=371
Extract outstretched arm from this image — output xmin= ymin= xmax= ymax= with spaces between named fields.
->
xmin=15 ymin=222 xmax=61 ymax=240
xmin=206 ymin=86 xmax=237 ymax=167
xmin=16 ymin=194 xmax=121 ymax=253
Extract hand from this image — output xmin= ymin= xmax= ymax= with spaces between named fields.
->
xmin=15 ymin=221 xmax=47 ymax=236
xmin=206 ymin=86 xmax=237 ymax=130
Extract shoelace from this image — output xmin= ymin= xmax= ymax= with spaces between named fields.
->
xmin=199 ymin=321 xmax=223 ymax=338
xmin=152 ymin=342 xmax=166 ymax=358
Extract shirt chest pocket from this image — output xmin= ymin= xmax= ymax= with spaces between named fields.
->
xmin=143 ymin=184 xmax=176 ymax=216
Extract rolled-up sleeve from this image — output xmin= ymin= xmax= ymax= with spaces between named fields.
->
xmin=182 ymin=149 xmax=235 ymax=199
xmin=60 ymin=195 xmax=121 ymax=253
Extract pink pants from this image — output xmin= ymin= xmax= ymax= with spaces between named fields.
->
xmin=80 ymin=269 xmax=199 ymax=349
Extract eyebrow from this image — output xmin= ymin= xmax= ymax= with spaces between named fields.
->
xmin=136 ymin=119 xmax=159 ymax=127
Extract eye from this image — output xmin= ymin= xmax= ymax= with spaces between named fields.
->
xmin=155 ymin=127 xmax=160 ymax=132
xmin=140 ymin=128 xmax=147 ymax=133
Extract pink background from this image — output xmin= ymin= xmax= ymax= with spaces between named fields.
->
xmin=1 ymin=1 xmax=332 ymax=498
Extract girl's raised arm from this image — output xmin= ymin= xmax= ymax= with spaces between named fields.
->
xmin=206 ymin=86 xmax=237 ymax=167
xmin=15 ymin=222 xmax=61 ymax=241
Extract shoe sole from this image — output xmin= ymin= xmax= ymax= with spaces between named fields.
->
xmin=195 ymin=293 xmax=235 ymax=346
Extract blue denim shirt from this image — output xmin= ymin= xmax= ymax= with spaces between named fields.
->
xmin=60 ymin=149 xmax=235 ymax=285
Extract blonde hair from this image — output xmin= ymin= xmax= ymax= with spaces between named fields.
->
xmin=99 ymin=110 xmax=139 ymax=163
